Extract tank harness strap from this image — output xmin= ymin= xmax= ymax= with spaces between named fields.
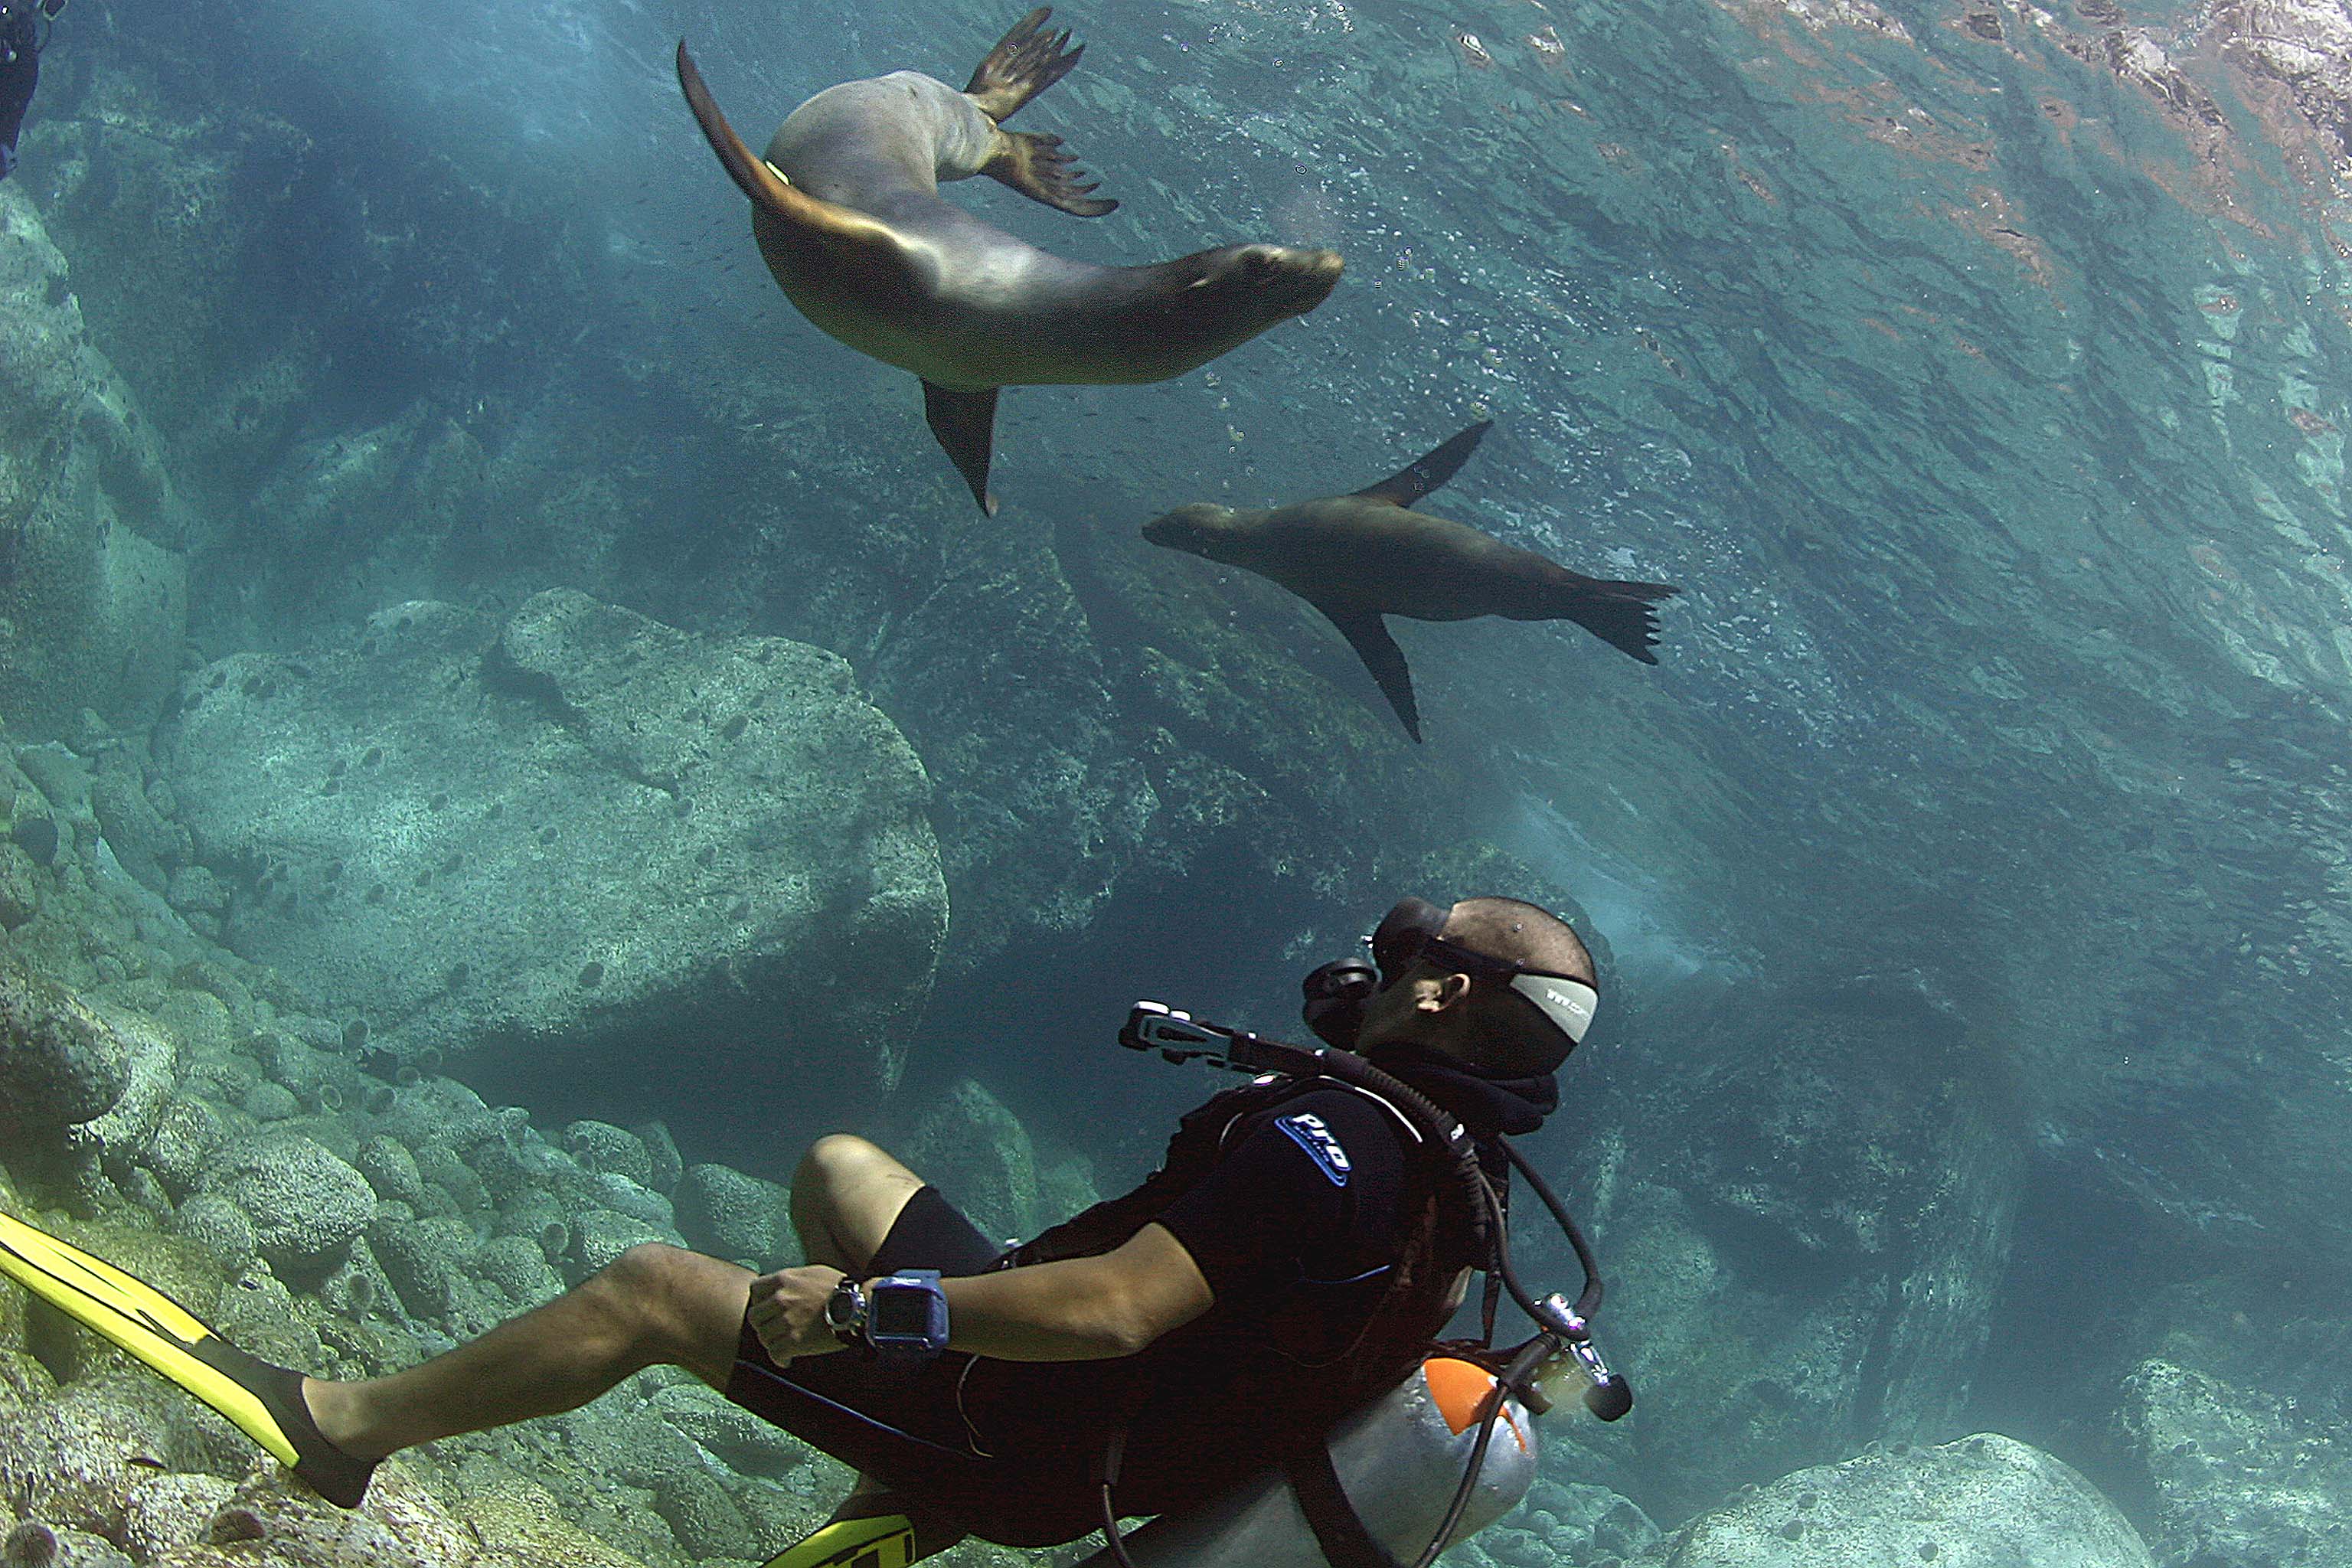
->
xmin=1279 ymin=1439 xmax=1406 ymax=1568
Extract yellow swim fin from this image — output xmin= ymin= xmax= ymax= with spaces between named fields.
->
xmin=760 ymin=1512 xmax=923 ymax=1568
xmin=0 ymin=1207 xmax=377 ymax=1507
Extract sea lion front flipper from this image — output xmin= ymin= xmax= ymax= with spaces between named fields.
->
xmin=923 ymin=381 xmax=1002 ymax=515
xmin=676 ymin=43 xmax=905 ymax=273
xmin=982 ymin=129 xmax=1118 ymax=217
xmin=1352 ymin=421 xmax=1494 ymax=508
xmin=1319 ymin=608 xmax=1423 ymax=743
xmin=964 ymin=8 xmax=1086 ymax=122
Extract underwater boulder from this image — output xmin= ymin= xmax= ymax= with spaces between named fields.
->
xmin=902 ymin=1077 xmax=1041 ymax=1246
xmin=195 ymin=1135 xmax=374 ymax=1279
xmin=2115 ymin=1357 xmax=2352 ymax=1567
xmin=156 ymin=591 xmax=947 ymax=1158
xmin=675 ymin=1163 xmax=793 ymax=1269
xmin=1621 ymin=1433 xmax=2151 ymax=1567
xmin=0 ymin=961 xmax=129 ymax=1137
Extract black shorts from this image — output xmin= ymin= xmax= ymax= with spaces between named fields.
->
xmin=721 ymin=1187 xmax=1099 ymax=1545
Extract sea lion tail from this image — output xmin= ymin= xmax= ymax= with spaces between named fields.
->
xmin=1557 ymin=579 xmax=1678 ymax=665
xmin=964 ymin=8 xmax=1086 ymax=122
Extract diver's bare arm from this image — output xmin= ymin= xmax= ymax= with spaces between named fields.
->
xmin=942 ymin=1223 xmax=1213 ymax=1361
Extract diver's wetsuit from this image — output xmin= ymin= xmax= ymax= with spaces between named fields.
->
xmin=0 ymin=2 xmax=38 ymax=181
xmin=725 ymin=1064 xmax=1553 ymax=1547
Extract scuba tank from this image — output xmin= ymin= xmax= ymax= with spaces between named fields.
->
xmin=1095 ymin=1002 xmax=1634 ymax=1568
xmin=1074 ymin=1354 xmax=1538 ymax=1568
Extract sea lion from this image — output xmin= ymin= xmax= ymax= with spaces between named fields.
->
xmin=1142 ymin=422 xmax=1678 ymax=742
xmin=676 ymin=11 xmax=1345 ymax=514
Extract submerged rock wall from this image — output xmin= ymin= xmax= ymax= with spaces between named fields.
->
xmin=0 ymin=191 xmax=188 ymax=739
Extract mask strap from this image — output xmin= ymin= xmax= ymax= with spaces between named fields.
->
xmin=1506 ymin=972 xmax=1598 ymax=1046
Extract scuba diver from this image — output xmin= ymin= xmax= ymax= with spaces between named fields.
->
xmin=0 ymin=0 xmax=59 ymax=183
xmin=0 ymin=894 xmax=1632 ymax=1568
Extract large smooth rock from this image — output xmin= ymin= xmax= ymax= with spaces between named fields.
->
xmin=0 ymin=190 xmax=189 ymax=739
xmin=1625 ymin=1433 xmax=2151 ymax=1566
xmin=155 ymin=590 xmax=947 ymax=1149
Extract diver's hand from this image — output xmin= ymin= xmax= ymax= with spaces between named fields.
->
xmin=746 ymin=1265 xmax=848 ymax=1366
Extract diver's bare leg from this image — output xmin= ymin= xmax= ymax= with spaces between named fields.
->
xmin=303 ymin=1243 xmax=752 ymax=1459
xmin=787 ymin=1137 xmax=965 ymax=1551
xmin=790 ymin=1134 xmax=929 ymax=1274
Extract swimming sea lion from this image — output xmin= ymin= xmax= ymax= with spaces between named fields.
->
xmin=1142 ymin=422 xmax=1678 ymax=742
xmin=676 ymin=11 xmax=1345 ymax=514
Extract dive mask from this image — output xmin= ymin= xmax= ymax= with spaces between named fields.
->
xmin=1370 ymin=897 xmax=1599 ymax=1055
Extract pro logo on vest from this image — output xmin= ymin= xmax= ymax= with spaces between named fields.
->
xmin=1276 ymin=1112 xmax=1353 ymax=1187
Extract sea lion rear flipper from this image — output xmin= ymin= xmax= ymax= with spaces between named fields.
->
xmin=982 ymin=129 xmax=1118 ymax=217
xmin=964 ymin=8 xmax=1086 ymax=122
xmin=1320 ymin=608 xmax=1423 ymax=743
xmin=1553 ymin=577 xmax=1679 ymax=665
xmin=923 ymin=381 xmax=1002 ymax=516
xmin=1351 ymin=421 xmax=1494 ymax=508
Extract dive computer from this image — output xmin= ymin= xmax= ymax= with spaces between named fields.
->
xmin=864 ymin=1269 xmax=949 ymax=1364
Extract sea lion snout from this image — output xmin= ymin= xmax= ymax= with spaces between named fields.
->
xmin=1233 ymin=243 xmax=1344 ymax=315
xmin=1142 ymin=502 xmax=1234 ymax=551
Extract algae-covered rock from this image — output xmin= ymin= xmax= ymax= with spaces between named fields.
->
xmin=470 ymin=1233 xmax=562 ymax=1307
xmin=1468 ymin=1475 xmax=1659 ymax=1568
xmin=1 ymin=1377 xmax=178 ymax=1538
xmin=567 ymin=1210 xmax=665 ymax=1279
xmin=0 ymin=961 xmax=129 ymax=1134
xmin=142 ymin=1098 xmax=227 ymax=1200
xmin=119 ymin=1471 xmax=237 ymax=1562
xmin=353 ymin=1136 xmax=426 ymax=1208
xmin=87 ymin=767 xmax=188 ymax=897
xmin=0 ymin=842 xmax=39 ymax=930
xmin=1593 ymin=970 xmax=2025 ymax=1517
xmin=1 ymin=1523 xmax=133 ymax=1568
xmin=449 ymin=1465 xmax=655 ymax=1568
xmin=157 ymin=590 xmax=948 ymax=1156
xmin=169 ymin=1463 xmax=488 ymax=1568
xmin=561 ymin=1122 xmax=652 ymax=1189
xmin=1625 ymin=1433 xmax=2152 ymax=1567
xmin=676 ymin=1164 xmax=793 ymax=1267
xmin=80 ymin=1005 xmax=176 ymax=1174
xmin=196 ymin=1135 xmax=374 ymax=1276
xmin=2116 ymin=1357 xmax=2352 ymax=1567
xmin=631 ymin=1122 xmax=682 ymax=1197
xmin=165 ymin=1194 xmax=258 ymax=1278
xmin=650 ymin=1465 xmax=758 ymax=1562
xmin=368 ymin=1214 xmax=473 ymax=1321
xmin=650 ymin=1382 xmax=808 ymax=1478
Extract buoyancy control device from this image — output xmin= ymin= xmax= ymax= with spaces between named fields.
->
xmin=1093 ymin=1001 xmax=1633 ymax=1568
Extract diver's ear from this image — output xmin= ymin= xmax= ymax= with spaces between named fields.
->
xmin=1423 ymin=971 xmax=1475 ymax=1013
